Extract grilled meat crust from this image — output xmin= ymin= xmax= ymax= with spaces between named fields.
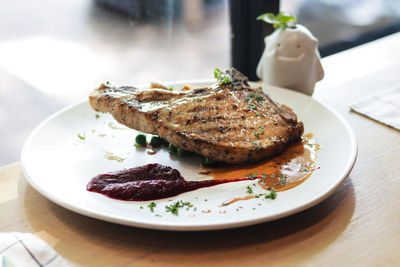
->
xmin=89 ymin=68 xmax=303 ymax=164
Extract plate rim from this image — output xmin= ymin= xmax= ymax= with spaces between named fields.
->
xmin=20 ymin=81 xmax=358 ymax=231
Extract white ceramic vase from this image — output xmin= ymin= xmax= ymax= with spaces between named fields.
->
xmin=256 ymin=24 xmax=324 ymax=96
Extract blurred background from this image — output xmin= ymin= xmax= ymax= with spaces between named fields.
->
xmin=1 ymin=0 xmax=400 ymax=165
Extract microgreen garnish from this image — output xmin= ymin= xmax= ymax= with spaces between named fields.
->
xmin=259 ymin=127 xmax=264 ymax=134
xmin=148 ymin=202 xmax=156 ymax=212
xmin=214 ymin=68 xmax=232 ymax=84
xmin=221 ymin=76 xmax=231 ymax=84
xmin=78 ymin=132 xmax=86 ymax=140
xmin=265 ymin=188 xmax=277 ymax=199
xmin=254 ymin=130 xmax=259 ymax=138
xmin=257 ymin=12 xmax=297 ymax=29
xmin=246 ymin=186 xmax=253 ymax=194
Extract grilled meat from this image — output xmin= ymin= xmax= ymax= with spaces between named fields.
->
xmin=89 ymin=68 xmax=304 ymax=164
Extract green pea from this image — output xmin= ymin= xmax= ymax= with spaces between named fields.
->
xmin=159 ymin=137 xmax=169 ymax=146
xmin=135 ymin=134 xmax=146 ymax=146
xmin=150 ymin=136 xmax=162 ymax=146
xmin=168 ymin=143 xmax=177 ymax=153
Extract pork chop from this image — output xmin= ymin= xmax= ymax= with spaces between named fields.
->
xmin=89 ymin=68 xmax=304 ymax=164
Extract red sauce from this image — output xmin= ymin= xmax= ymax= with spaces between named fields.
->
xmin=87 ymin=163 xmax=248 ymax=201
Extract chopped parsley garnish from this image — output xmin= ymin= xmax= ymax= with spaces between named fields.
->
xmin=169 ymin=86 xmax=173 ymax=91
xmin=254 ymin=127 xmax=264 ymax=138
xmin=246 ymin=186 xmax=253 ymax=194
xmin=214 ymin=68 xmax=232 ymax=84
xmin=165 ymin=202 xmax=179 ymax=215
xmin=248 ymin=103 xmax=257 ymax=110
xmin=300 ymin=167 xmax=309 ymax=173
xmin=165 ymin=201 xmax=194 ymax=216
xmin=78 ymin=132 xmax=86 ymax=140
xmin=245 ymin=172 xmax=259 ymax=180
xmin=148 ymin=202 xmax=156 ymax=212
xmin=279 ymin=174 xmax=287 ymax=185
xmin=246 ymin=93 xmax=265 ymax=102
xmin=265 ymin=188 xmax=277 ymax=199
xmin=95 ymin=114 xmax=100 ymax=118
xmin=250 ymin=141 xmax=262 ymax=151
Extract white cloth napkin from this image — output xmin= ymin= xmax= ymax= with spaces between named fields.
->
xmin=350 ymin=86 xmax=400 ymax=131
xmin=0 ymin=232 xmax=69 ymax=267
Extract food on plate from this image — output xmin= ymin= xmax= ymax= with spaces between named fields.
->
xmin=86 ymin=163 xmax=249 ymax=201
xmin=89 ymin=68 xmax=303 ymax=164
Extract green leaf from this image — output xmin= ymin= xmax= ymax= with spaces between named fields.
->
xmin=78 ymin=132 xmax=86 ymax=140
xmin=214 ymin=68 xmax=223 ymax=79
xmin=257 ymin=12 xmax=297 ymax=30
xmin=213 ymin=68 xmax=231 ymax=84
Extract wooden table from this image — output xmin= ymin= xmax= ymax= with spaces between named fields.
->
xmin=1 ymin=33 xmax=400 ymax=266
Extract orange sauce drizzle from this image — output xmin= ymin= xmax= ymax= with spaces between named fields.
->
xmin=207 ymin=133 xmax=319 ymax=192
xmin=220 ymin=195 xmax=255 ymax=206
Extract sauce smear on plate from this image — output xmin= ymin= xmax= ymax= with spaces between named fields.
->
xmin=87 ymin=163 xmax=248 ymax=201
xmin=87 ymin=134 xmax=318 ymax=202
xmin=207 ymin=134 xmax=319 ymax=191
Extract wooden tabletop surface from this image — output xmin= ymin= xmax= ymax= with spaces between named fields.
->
xmin=1 ymin=33 xmax=400 ymax=266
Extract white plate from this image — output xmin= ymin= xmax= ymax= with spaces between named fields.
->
xmin=21 ymin=81 xmax=357 ymax=231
